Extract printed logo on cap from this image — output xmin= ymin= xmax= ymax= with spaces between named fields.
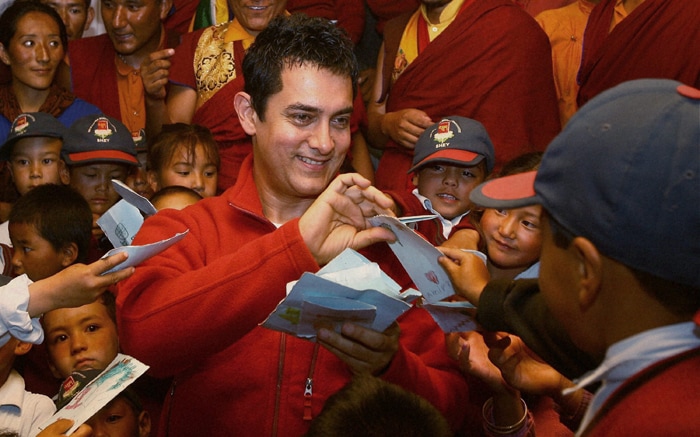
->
xmin=12 ymin=114 xmax=32 ymax=135
xmin=433 ymin=119 xmax=456 ymax=146
xmin=91 ymin=117 xmax=115 ymax=141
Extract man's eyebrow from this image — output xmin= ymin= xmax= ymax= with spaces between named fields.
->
xmin=285 ymin=103 xmax=319 ymax=113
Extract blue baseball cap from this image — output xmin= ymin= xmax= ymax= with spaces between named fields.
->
xmin=408 ymin=116 xmax=495 ymax=174
xmin=0 ymin=112 xmax=66 ymax=161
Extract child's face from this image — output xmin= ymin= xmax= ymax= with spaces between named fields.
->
xmin=8 ymin=137 xmax=69 ymax=195
xmin=413 ymin=163 xmax=485 ymax=220
xmin=69 ymin=163 xmax=129 ymax=217
xmin=85 ymin=396 xmax=151 ymax=437
xmin=43 ymin=300 xmax=119 ymax=379
xmin=9 ymin=222 xmax=74 ymax=280
xmin=150 ymin=143 xmax=218 ymax=198
xmin=480 ymin=205 xmax=542 ymax=270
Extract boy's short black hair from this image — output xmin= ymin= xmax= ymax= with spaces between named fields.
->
xmin=9 ymin=184 xmax=92 ymax=264
xmin=242 ymin=13 xmax=358 ymax=121
xmin=305 ymin=375 xmax=452 ymax=437
xmin=150 ymin=185 xmax=203 ymax=205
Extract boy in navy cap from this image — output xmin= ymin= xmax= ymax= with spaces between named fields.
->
xmin=63 ymin=114 xmax=138 ymax=259
xmin=0 ymin=113 xmax=70 ymax=273
xmin=440 ymin=79 xmax=700 ymax=435
xmin=385 ymin=115 xmax=495 ymax=247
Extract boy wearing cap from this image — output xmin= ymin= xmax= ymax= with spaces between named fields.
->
xmin=440 ymin=78 xmax=700 ymax=435
xmin=63 ymin=114 xmax=138 ymax=259
xmin=385 ymin=116 xmax=494 ymax=247
xmin=0 ymin=113 xmax=71 ymax=273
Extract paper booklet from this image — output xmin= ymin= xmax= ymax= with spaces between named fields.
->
xmin=39 ymin=354 xmax=149 ymax=436
xmin=96 ymin=180 xmax=189 ymax=274
xmin=262 ymin=215 xmax=479 ymax=338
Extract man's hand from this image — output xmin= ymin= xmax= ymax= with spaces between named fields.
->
xmin=141 ymin=48 xmax=175 ymax=101
xmin=317 ymin=322 xmax=400 ymax=376
xmin=438 ymin=246 xmax=490 ymax=305
xmin=299 ymin=173 xmax=396 ymax=265
xmin=381 ymin=109 xmax=433 ymax=150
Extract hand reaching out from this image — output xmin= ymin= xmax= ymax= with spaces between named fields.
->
xmin=27 ymin=252 xmax=134 ymax=316
xmin=438 ymin=246 xmax=490 ymax=305
xmin=484 ymin=333 xmax=572 ymax=398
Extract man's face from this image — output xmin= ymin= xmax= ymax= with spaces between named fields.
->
xmin=8 ymin=137 xmax=69 ymax=195
xmin=249 ymin=64 xmax=353 ymax=203
xmin=69 ymin=162 xmax=129 ymax=217
xmin=229 ymin=0 xmax=287 ymax=36
xmin=43 ymin=301 xmax=119 ymax=378
xmin=43 ymin=0 xmax=94 ymax=40
xmin=9 ymin=222 xmax=71 ymax=280
xmin=413 ymin=163 xmax=485 ymax=220
xmin=101 ymin=0 xmax=167 ymax=57
xmin=537 ymin=213 xmax=592 ymax=352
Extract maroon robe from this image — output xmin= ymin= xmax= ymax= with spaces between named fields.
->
xmin=577 ymin=0 xmax=700 ymax=107
xmin=375 ymin=0 xmax=560 ymax=191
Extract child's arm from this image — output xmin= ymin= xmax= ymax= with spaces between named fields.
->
xmin=484 ymin=333 xmax=591 ymax=431
xmin=349 ymin=131 xmax=376 ymax=184
xmin=27 ymin=251 xmax=134 ymax=316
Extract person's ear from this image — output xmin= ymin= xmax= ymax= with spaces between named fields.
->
xmin=138 ymin=410 xmax=152 ymax=437
xmin=14 ymin=340 xmax=32 ymax=356
xmin=146 ymin=170 xmax=160 ymax=193
xmin=234 ymin=92 xmax=258 ymax=136
xmin=84 ymin=7 xmax=95 ymax=32
xmin=572 ymin=236 xmax=603 ymax=312
xmin=61 ymin=242 xmax=79 ymax=267
xmin=159 ymin=0 xmax=173 ymax=21
xmin=411 ymin=173 xmax=419 ymax=187
xmin=59 ymin=160 xmax=70 ymax=185
xmin=0 ymin=43 xmax=10 ymax=66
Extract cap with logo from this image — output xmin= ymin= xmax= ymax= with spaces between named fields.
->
xmin=0 ymin=112 xmax=66 ymax=161
xmin=62 ymin=114 xmax=138 ymax=166
xmin=408 ymin=116 xmax=495 ymax=174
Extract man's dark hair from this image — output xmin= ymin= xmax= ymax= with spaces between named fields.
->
xmin=9 ymin=184 xmax=92 ymax=264
xmin=242 ymin=13 xmax=358 ymax=121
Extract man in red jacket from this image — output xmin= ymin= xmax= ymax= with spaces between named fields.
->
xmin=116 ymin=14 xmax=469 ymax=436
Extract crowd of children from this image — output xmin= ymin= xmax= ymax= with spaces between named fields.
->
xmin=0 ymin=1 xmax=698 ymax=436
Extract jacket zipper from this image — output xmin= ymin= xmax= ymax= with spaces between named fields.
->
xmin=271 ymin=334 xmax=286 ymax=436
xmin=303 ymin=343 xmax=320 ymax=421
xmin=165 ymin=378 xmax=177 ymax=436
